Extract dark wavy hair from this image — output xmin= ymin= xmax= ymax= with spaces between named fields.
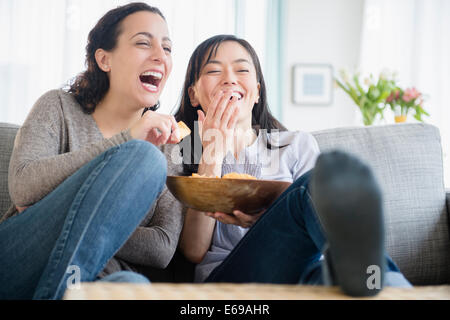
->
xmin=173 ymin=34 xmax=287 ymax=174
xmin=68 ymin=2 xmax=165 ymax=114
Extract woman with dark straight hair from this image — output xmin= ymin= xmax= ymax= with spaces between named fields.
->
xmin=0 ymin=2 xmax=185 ymax=300
xmin=174 ymin=35 xmax=412 ymax=297
xmin=175 ymin=34 xmax=286 ymax=175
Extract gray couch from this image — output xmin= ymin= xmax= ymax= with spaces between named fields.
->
xmin=1 ymin=122 xmax=449 ymax=285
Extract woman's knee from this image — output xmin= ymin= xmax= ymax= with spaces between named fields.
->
xmin=121 ymin=140 xmax=167 ymax=180
xmin=292 ymin=169 xmax=313 ymax=190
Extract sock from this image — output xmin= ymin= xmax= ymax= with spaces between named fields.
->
xmin=310 ymin=150 xmax=385 ymax=297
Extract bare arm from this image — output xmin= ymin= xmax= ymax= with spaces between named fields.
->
xmin=179 ymin=209 xmax=216 ymax=264
xmin=178 ymin=162 xmax=221 ymax=264
xmin=179 ymin=90 xmax=240 ymax=264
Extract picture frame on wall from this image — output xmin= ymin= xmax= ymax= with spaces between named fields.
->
xmin=292 ymin=64 xmax=333 ymax=106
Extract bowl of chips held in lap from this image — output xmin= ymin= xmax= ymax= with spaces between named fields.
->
xmin=166 ymin=173 xmax=292 ymax=215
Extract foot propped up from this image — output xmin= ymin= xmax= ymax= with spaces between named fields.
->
xmin=310 ymin=150 xmax=385 ymax=297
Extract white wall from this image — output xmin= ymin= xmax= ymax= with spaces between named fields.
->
xmin=282 ymin=0 xmax=365 ymax=132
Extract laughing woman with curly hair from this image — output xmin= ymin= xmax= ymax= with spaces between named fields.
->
xmin=0 ymin=3 xmax=184 ymax=300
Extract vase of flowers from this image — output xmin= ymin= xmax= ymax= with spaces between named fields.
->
xmin=335 ymin=70 xmax=396 ymax=126
xmin=385 ymin=87 xmax=429 ymax=123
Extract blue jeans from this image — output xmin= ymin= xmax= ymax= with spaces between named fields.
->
xmin=0 ymin=140 xmax=166 ymax=300
xmin=206 ymin=170 xmax=412 ymax=288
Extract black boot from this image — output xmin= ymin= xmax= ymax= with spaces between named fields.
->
xmin=310 ymin=150 xmax=385 ymax=297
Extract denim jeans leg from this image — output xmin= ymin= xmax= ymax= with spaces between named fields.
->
xmin=0 ymin=144 xmax=127 ymax=300
xmin=33 ymin=140 xmax=167 ymax=300
xmin=0 ymin=140 xmax=166 ymax=300
xmin=98 ymin=271 xmax=150 ymax=284
xmin=206 ymin=171 xmax=324 ymax=283
xmin=299 ymin=252 xmax=412 ymax=288
xmin=382 ymin=255 xmax=412 ymax=287
xmin=294 ymin=175 xmax=413 ymax=288
xmin=206 ymin=169 xmax=411 ymax=288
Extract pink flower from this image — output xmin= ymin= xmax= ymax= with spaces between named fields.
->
xmin=387 ymin=89 xmax=400 ymax=103
xmin=402 ymin=87 xmax=421 ymax=102
xmin=386 ymin=93 xmax=393 ymax=103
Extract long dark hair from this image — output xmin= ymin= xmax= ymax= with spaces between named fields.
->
xmin=68 ymin=2 xmax=165 ymax=114
xmin=173 ymin=34 xmax=287 ymax=174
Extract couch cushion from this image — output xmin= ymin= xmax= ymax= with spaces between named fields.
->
xmin=312 ymin=123 xmax=450 ymax=285
xmin=0 ymin=123 xmax=19 ymax=219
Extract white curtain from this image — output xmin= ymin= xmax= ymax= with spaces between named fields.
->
xmin=359 ymin=0 xmax=450 ymax=187
xmin=0 ymin=0 xmax=242 ymax=124
xmin=0 ymin=0 xmax=276 ymax=123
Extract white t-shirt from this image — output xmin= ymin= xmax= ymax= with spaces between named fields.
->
xmin=195 ymin=129 xmax=321 ymax=282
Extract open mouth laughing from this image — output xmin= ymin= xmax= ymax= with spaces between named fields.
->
xmin=140 ymin=70 xmax=163 ymax=92
xmin=230 ymin=91 xmax=243 ymax=100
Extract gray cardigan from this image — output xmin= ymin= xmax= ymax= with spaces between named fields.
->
xmin=1 ymin=89 xmax=185 ymax=275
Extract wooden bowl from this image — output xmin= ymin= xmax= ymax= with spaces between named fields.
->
xmin=166 ymin=176 xmax=292 ymax=214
